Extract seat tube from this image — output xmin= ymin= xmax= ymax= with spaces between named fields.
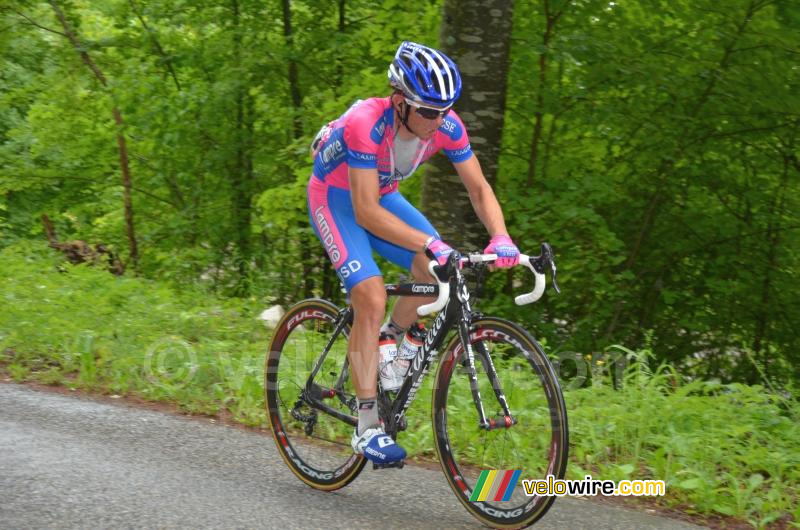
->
xmin=305 ymin=306 xmax=352 ymax=392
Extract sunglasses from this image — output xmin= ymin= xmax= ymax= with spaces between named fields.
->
xmin=404 ymin=98 xmax=451 ymax=120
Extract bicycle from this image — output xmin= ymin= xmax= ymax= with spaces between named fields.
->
xmin=265 ymin=243 xmax=567 ymax=528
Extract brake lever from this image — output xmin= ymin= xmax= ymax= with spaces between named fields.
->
xmin=417 ymin=251 xmax=460 ymax=316
xmin=540 ymin=242 xmax=560 ymax=294
xmin=542 ymin=243 xmax=561 ymax=294
xmin=550 ymin=261 xmax=560 ymax=294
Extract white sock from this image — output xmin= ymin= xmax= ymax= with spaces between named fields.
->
xmin=357 ymin=396 xmax=379 ymax=435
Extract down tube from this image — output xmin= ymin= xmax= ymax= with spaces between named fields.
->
xmin=391 ymin=302 xmax=458 ymax=426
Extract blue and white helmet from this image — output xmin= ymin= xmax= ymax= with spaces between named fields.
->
xmin=388 ymin=41 xmax=462 ymax=107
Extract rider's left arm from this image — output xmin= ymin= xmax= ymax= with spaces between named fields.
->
xmin=452 ymin=154 xmax=510 ymax=237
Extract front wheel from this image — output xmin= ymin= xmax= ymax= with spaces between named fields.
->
xmin=432 ymin=316 xmax=569 ymax=528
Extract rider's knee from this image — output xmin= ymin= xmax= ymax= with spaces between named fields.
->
xmin=351 ymin=279 xmax=387 ymax=324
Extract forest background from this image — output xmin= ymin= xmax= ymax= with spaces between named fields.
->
xmin=1 ymin=0 xmax=798 ymax=526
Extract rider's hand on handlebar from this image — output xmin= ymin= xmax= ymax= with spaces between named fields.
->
xmin=484 ymin=234 xmax=520 ymax=268
xmin=425 ymin=237 xmax=454 ymax=267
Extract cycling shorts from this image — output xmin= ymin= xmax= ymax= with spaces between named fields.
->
xmin=307 ymin=177 xmax=438 ymax=292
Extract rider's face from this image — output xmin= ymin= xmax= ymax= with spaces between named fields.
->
xmin=408 ymin=106 xmax=447 ymax=139
xmin=395 ymin=95 xmax=449 ymax=140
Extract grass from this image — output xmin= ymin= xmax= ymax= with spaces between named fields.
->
xmin=565 ymin=347 xmax=799 ymax=528
xmin=1 ymin=241 xmax=797 ymax=528
xmin=0 ymin=241 xmax=270 ymax=423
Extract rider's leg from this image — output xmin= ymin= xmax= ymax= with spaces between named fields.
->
xmin=307 ymin=180 xmax=405 ymax=462
xmin=347 ymin=276 xmax=386 ymax=432
xmin=347 ymin=276 xmax=407 ymax=464
xmin=307 ymin=180 xmax=385 ymax=402
xmin=367 ymin=191 xmax=439 ymax=332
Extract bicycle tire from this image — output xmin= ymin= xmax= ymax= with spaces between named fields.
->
xmin=432 ymin=316 xmax=569 ymax=528
xmin=265 ymin=298 xmax=366 ymax=490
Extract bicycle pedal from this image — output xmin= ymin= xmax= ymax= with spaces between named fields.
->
xmin=372 ymin=460 xmax=405 ymax=470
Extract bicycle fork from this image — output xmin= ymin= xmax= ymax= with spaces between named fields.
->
xmin=457 ymin=317 xmax=517 ymax=431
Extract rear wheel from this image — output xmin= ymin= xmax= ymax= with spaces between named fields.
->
xmin=432 ymin=316 xmax=569 ymax=528
xmin=265 ymin=299 xmax=366 ymax=490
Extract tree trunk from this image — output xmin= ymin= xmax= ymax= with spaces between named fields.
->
xmin=335 ymin=0 xmax=346 ymax=92
xmin=527 ymin=0 xmax=568 ymax=187
xmin=751 ymin=152 xmax=790 ymax=383
xmin=282 ymin=0 xmax=303 ymax=140
xmin=230 ymin=0 xmax=255 ymax=295
xmin=49 ymin=0 xmax=139 ymax=270
xmin=421 ymin=0 xmax=513 ymax=250
xmin=282 ymin=0 xmax=316 ymax=298
xmin=128 ymin=0 xmax=181 ymax=92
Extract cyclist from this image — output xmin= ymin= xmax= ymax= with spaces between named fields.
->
xmin=307 ymin=41 xmax=520 ymax=465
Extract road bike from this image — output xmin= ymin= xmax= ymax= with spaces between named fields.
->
xmin=265 ymin=244 xmax=568 ymax=528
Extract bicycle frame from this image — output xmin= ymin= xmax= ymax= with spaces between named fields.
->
xmin=298 ymin=256 xmax=515 ymax=438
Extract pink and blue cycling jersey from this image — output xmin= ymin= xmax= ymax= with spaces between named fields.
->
xmin=308 ymin=97 xmax=473 ymax=291
xmin=311 ymin=97 xmax=473 ymax=193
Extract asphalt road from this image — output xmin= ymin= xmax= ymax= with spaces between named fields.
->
xmin=0 ymin=384 xmax=705 ymax=529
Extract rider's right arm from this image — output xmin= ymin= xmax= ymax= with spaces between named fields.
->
xmin=349 ymin=166 xmax=430 ymax=252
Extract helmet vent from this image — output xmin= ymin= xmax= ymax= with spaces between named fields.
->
xmin=431 ymin=55 xmax=446 ymax=71
xmin=415 ymin=70 xmax=428 ymax=90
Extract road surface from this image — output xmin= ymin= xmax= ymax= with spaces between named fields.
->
xmin=0 ymin=384 xmax=704 ymax=529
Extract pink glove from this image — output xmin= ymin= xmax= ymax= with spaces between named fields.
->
xmin=425 ymin=237 xmax=454 ymax=266
xmin=484 ymin=234 xmax=520 ymax=268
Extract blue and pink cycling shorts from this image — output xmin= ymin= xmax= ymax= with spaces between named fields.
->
xmin=308 ymin=177 xmax=438 ymax=291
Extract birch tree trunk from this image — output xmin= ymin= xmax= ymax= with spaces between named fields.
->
xmin=421 ymin=0 xmax=513 ymax=250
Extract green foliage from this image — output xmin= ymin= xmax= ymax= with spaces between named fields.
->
xmin=567 ymin=346 xmax=799 ymax=526
xmin=3 ymin=0 xmax=795 ymax=384
xmin=0 ymin=241 xmax=269 ymax=418
xmin=494 ymin=0 xmax=800 ymax=386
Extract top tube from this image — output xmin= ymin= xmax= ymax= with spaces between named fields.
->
xmin=384 ymin=282 xmax=439 ymax=298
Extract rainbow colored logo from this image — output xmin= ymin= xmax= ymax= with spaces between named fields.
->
xmin=469 ymin=470 xmax=522 ymax=502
